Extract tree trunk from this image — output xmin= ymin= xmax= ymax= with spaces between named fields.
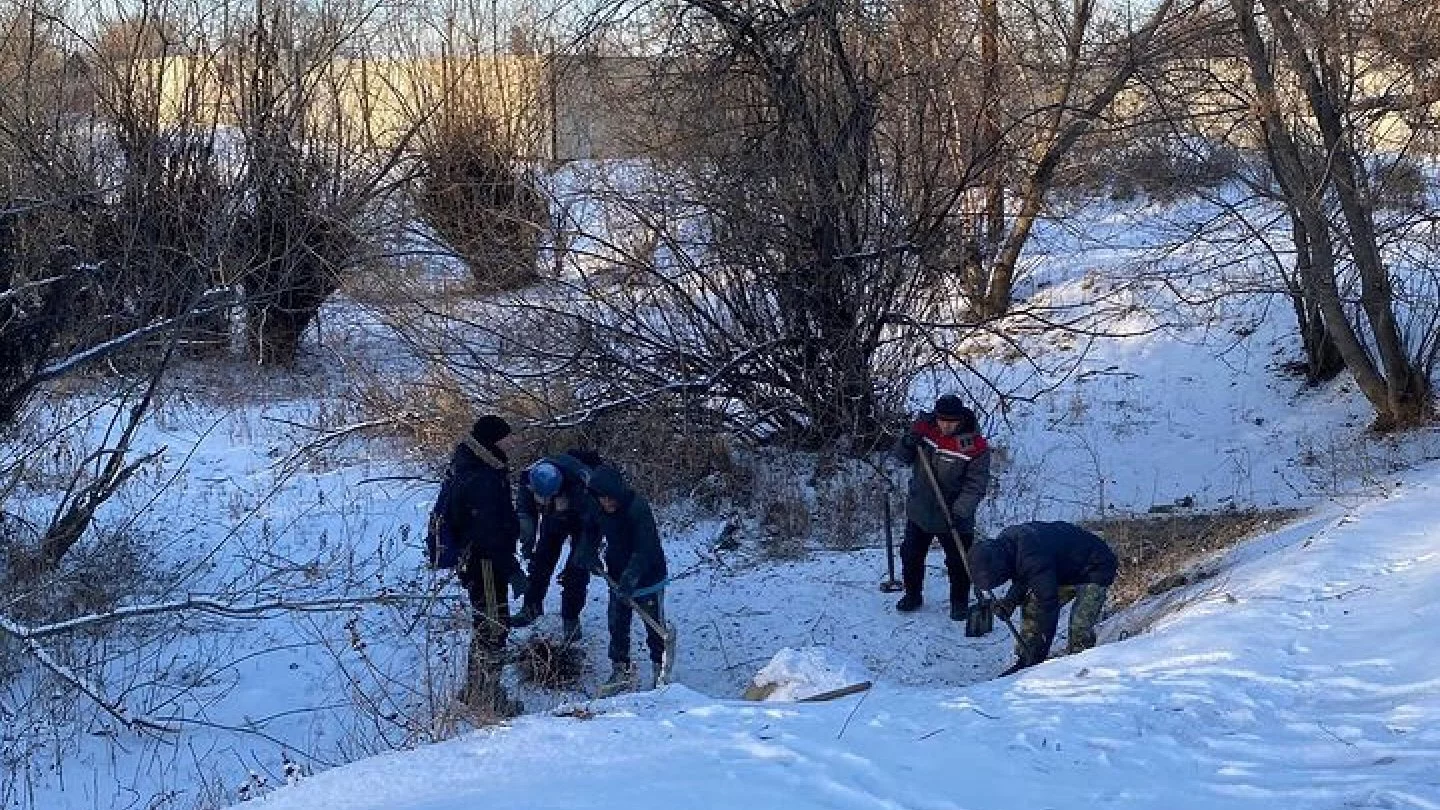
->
xmin=979 ymin=0 xmax=1179 ymax=318
xmin=1248 ymin=0 xmax=1432 ymax=428
xmin=1286 ymin=213 xmax=1344 ymax=385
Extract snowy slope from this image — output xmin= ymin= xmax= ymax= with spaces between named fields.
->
xmin=245 ymin=463 xmax=1440 ymax=809
xmin=11 ymin=199 xmax=1440 ymax=810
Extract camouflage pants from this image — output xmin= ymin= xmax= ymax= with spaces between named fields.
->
xmin=1017 ymin=582 xmax=1108 ymax=660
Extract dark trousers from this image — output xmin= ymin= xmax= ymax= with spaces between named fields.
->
xmin=459 ymin=557 xmax=511 ymax=699
xmin=899 ymin=521 xmax=975 ymax=606
xmin=607 ymin=589 xmax=666 ymax=665
xmin=522 ymin=514 xmax=590 ymax=622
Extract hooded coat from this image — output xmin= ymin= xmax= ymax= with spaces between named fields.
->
xmin=971 ymin=521 xmax=1118 ymax=659
xmin=445 ymin=437 xmax=521 ymax=578
xmin=587 ymin=465 xmax=667 ymax=594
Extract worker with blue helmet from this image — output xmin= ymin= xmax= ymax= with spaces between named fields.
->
xmin=512 ymin=450 xmax=604 ymax=639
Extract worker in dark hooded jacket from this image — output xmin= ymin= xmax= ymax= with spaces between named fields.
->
xmin=512 ymin=451 xmax=603 ymax=640
xmin=893 ymin=394 xmax=992 ymax=624
xmin=445 ymin=414 xmax=525 ymax=717
xmin=581 ymin=464 xmax=668 ymax=695
xmin=969 ymin=521 xmax=1118 ymax=675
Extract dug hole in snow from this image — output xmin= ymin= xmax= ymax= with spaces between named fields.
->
xmin=742 ymin=645 xmax=873 ymax=701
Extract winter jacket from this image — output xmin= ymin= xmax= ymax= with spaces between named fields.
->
xmin=515 ymin=451 xmax=602 ymax=546
xmin=446 ymin=437 xmax=521 ymax=579
xmin=894 ymin=414 xmax=991 ymax=535
xmin=972 ymin=521 xmax=1118 ymax=661
xmin=587 ymin=465 xmax=667 ymax=595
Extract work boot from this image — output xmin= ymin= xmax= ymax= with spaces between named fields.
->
xmin=597 ymin=661 xmax=637 ymax=697
xmin=561 ymin=618 xmax=582 ymax=644
xmin=950 ymin=601 xmax=967 ymax=622
xmin=895 ymin=593 xmax=922 ymax=613
xmin=508 ymin=602 xmax=542 ymax=628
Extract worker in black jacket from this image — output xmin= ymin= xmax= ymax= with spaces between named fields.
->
xmin=582 ymin=464 xmax=668 ymax=694
xmin=512 ymin=451 xmax=603 ymax=640
xmin=445 ymin=414 xmax=525 ymax=716
xmin=969 ymin=521 xmax=1118 ymax=675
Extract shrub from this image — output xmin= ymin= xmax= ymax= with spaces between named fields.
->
xmin=413 ymin=114 xmax=546 ymax=292
xmin=1084 ymin=508 xmax=1304 ymax=612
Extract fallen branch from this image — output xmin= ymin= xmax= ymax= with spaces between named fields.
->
xmin=798 ymin=680 xmax=873 ymax=703
xmin=0 ymin=592 xmax=442 ymax=642
xmin=16 ymin=633 xmax=176 ymax=733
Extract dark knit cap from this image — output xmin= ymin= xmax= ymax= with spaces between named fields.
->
xmin=934 ymin=394 xmax=968 ymax=420
xmin=470 ymin=415 xmax=512 ymax=446
xmin=968 ymin=539 xmax=1013 ymax=590
xmin=586 ymin=464 xmax=630 ymax=500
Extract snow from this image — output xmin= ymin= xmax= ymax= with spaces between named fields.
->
xmin=249 ymin=471 xmax=1440 ymax=809
xmin=8 ymin=198 xmax=1440 ymax=809
xmin=747 ymin=646 xmax=872 ymax=701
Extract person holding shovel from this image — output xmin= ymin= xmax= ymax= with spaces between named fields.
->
xmin=578 ymin=464 xmax=671 ymax=696
xmin=893 ymin=394 xmax=992 ymax=627
xmin=444 ymin=415 xmax=525 ymax=717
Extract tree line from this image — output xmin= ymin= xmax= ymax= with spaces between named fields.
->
xmin=0 ymin=0 xmax=1435 ymax=574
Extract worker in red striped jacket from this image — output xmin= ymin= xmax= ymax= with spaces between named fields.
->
xmin=893 ymin=394 xmax=992 ymax=623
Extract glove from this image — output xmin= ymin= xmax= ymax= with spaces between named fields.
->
xmin=993 ymin=596 xmax=1016 ymax=621
xmin=617 ymin=571 xmax=640 ymax=598
xmin=517 ymin=517 xmax=536 ymax=559
xmin=899 ymin=429 xmax=920 ymax=451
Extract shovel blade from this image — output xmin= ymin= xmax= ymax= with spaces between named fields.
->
xmin=657 ymin=622 xmax=679 ymax=686
xmin=965 ymin=601 xmax=994 ymax=637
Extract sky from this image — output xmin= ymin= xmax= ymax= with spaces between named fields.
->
xmin=6 ymin=198 xmax=1440 ymax=810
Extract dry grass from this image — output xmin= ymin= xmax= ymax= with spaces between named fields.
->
xmin=346 ymin=367 xmax=479 ymax=460
xmin=1084 ymin=508 xmax=1306 ymax=612
xmin=514 ymin=635 xmax=587 ymax=690
xmin=514 ymin=402 xmax=743 ymax=504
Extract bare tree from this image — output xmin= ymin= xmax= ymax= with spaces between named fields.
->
xmin=0 ymin=0 xmax=249 ymax=583
xmin=955 ymin=0 xmax=1207 ymax=318
xmin=1230 ymin=0 xmax=1435 ymax=428
xmin=88 ymin=2 xmax=236 ymax=350
xmin=421 ymin=0 xmax=964 ymax=446
xmin=421 ymin=0 xmax=1209 ymax=446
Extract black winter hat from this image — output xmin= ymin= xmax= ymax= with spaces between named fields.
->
xmin=470 ymin=414 xmax=512 ymax=446
xmin=968 ymin=538 xmax=1014 ymax=590
xmin=934 ymin=394 xmax=968 ymax=420
xmin=586 ymin=464 xmax=630 ymax=500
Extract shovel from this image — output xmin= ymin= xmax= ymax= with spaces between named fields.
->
xmin=598 ymin=570 xmax=678 ymax=687
xmin=879 ymin=491 xmax=904 ymax=593
xmin=914 ymin=448 xmax=1021 ymax=645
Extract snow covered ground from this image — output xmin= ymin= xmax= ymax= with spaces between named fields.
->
xmin=247 ymin=462 xmax=1440 ymax=809
xmin=8 ymin=199 xmax=1440 ymax=809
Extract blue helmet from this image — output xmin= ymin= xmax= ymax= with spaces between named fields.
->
xmin=529 ymin=461 xmax=563 ymax=498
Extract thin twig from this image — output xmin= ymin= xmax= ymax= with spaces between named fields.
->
xmin=836 ymin=684 xmax=872 ymax=740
